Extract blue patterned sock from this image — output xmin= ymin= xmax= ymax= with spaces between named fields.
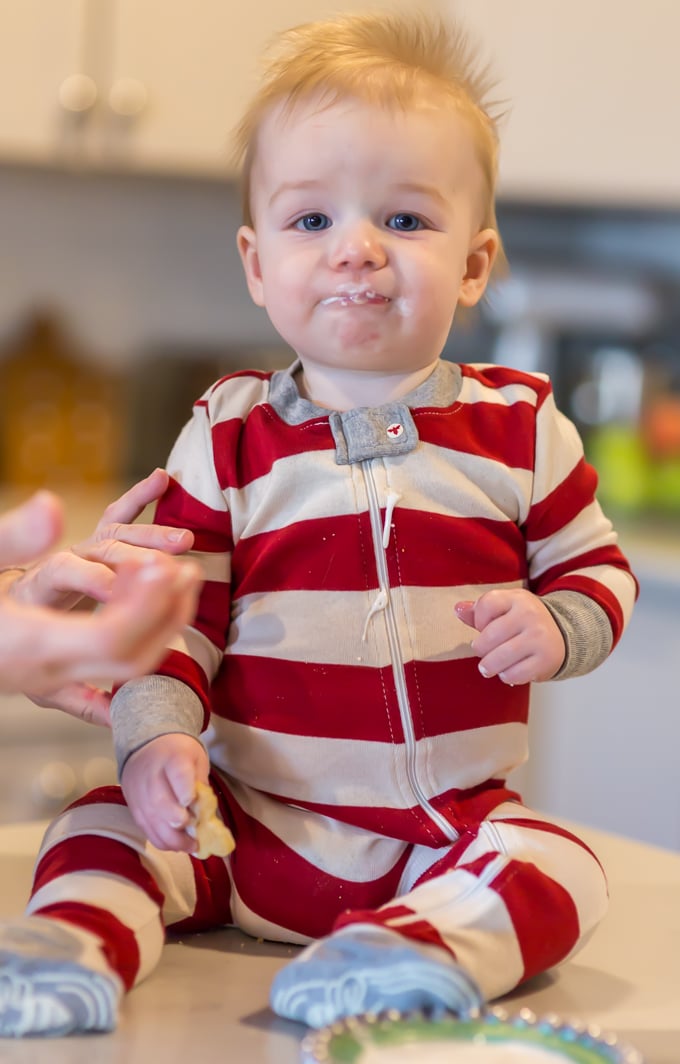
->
xmin=270 ymin=924 xmax=482 ymax=1028
xmin=0 ymin=918 xmax=122 ymax=1037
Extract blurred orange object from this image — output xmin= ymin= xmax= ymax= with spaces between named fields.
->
xmin=642 ymin=395 xmax=680 ymax=458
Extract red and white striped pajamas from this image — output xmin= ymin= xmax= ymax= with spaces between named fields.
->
xmin=26 ymin=359 xmax=636 ymax=1002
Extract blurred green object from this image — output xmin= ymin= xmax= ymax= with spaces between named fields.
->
xmin=647 ymin=456 xmax=680 ymax=512
xmin=588 ymin=425 xmax=650 ymax=513
xmin=588 ymin=425 xmax=680 ymax=515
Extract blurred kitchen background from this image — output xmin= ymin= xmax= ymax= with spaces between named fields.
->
xmin=0 ymin=1 xmax=678 ymax=850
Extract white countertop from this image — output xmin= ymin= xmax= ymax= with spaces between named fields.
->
xmin=0 ymin=819 xmax=678 ymax=1063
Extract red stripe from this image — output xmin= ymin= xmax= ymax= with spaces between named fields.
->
xmin=254 ymin=781 xmax=518 ymax=846
xmin=415 ymin=400 xmax=537 ymax=471
xmin=212 ymin=792 xmax=411 ymax=939
xmin=213 ymin=656 xmax=526 ymax=741
xmin=156 ymin=649 xmax=211 ymax=719
xmin=234 ymin=510 xmax=529 ymax=595
xmin=169 ymin=855 xmax=234 ymax=934
xmin=32 ymin=903 xmax=141 ymax=990
xmin=405 ymin=659 xmax=529 ymax=739
xmin=333 ymin=905 xmax=456 ymax=958
xmin=387 ymin=511 xmax=528 ymax=587
xmin=192 ymin=579 xmax=231 ymax=651
xmin=66 ymin=785 xmax=127 ymax=810
xmin=33 ymin=836 xmax=164 ymax=910
xmin=525 ymin=457 xmax=599 ymax=541
xmin=155 ymin=476 xmax=232 ymax=553
xmin=460 ymin=363 xmax=545 ymax=396
xmin=467 ymin=852 xmax=581 ymax=983
xmin=232 ymin=511 xmax=374 ymax=594
xmin=213 ymin=405 xmax=334 ymax=489
xmin=212 ymin=657 xmax=400 ymax=741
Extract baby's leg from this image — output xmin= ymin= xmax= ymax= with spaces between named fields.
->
xmin=271 ymin=804 xmax=607 ymax=1026
xmin=0 ymin=785 xmax=233 ymax=1037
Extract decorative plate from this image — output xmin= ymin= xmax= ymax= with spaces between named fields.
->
xmin=300 ymin=1007 xmax=645 ymax=1063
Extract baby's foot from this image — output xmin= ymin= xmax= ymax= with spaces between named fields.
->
xmin=0 ymin=917 xmax=122 ymax=1037
xmin=270 ymin=923 xmax=482 ymax=1028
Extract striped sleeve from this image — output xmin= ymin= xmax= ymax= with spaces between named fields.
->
xmin=524 ymin=380 xmax=638 ymax=649
xmin=150 ymin=383 xmax=235 ymax=717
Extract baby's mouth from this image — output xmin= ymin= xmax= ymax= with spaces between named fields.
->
xmin=320 ymin=289 xmax=390 ymax=307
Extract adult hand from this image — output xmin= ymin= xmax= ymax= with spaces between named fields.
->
xmin=121 ymin=733 xmax=210 ymax=852
xmin=455 ymin=588 xmax=566 ymax=686
xmin=5 ymin=468 xmax=194 ymax=611
xmin=1 ymin=554 xmax=201 ymax=725
xmin=0 ymin=472 xmax=201 ymax=723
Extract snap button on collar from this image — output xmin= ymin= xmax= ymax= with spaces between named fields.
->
xmin=386 ymin=422 xmax=404 ymax=439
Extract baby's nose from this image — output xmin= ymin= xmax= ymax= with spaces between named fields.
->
xmin=329 ymin=220 xmax=387 ymax=270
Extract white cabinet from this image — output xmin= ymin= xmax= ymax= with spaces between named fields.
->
xmin=0 ymin=0 xmax=427 ymax=177
xmin=444 ymin=0 xmax=680 ymax=207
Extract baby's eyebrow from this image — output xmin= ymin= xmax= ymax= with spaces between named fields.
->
xmin=391 ymin=182 xmax=449 ymax=207
xmin=269 ymin=179 xmax=322 ymax=207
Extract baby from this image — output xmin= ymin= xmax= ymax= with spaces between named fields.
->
xmin=0 ymin=10 xmax=637 ymax=1037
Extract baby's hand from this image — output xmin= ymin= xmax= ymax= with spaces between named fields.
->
xmin=121 ymin=732 xmax=210 ymax=852
xmin=455 ymin=588 xmax=565 ymax=686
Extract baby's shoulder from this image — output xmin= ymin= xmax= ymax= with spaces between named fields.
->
xmin=459 ymin=362 xmax=553 ymax=406
xmin=200 ymin=368 xmax=275 ymax=421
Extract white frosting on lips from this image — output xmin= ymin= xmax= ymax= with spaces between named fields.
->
xmin=359 ymin=1041 xmax=570 ymax=1063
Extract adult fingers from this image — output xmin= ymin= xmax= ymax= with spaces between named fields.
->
xmin=0 ymin=492 xmax=63 ymax=568
xmin=89 ymin=470 xmax=194 ymax=555
xmin=29 ymin=684 xmax=112 ymax=727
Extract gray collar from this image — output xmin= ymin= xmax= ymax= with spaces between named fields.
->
xmin=268 ymin=359 xmax=463 ymax=465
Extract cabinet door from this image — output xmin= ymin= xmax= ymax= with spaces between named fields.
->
xmin=0 ymin=0 xmax=88 ymax=162
xmin=448 ymin=0 xmax=680 ymax=207
xmin=105 ymin=0 xmax=427 ymax=176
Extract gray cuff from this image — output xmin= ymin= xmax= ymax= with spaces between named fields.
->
xmin=110 ymin=674 xmax=205 ymax=777
xmin=542 ymin=590 xmax=613 ymax=680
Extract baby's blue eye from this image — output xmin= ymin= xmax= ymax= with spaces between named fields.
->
xmin=295 ymin=213 xmax=331 ymax=231
xmin=388 ymin=213 xmax=423 ymax=232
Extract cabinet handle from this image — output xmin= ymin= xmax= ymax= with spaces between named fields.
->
xmin=108 ymin=78 xmax=148 ymax=118
xmin=58 ymin=73 xmax=98 ymax=114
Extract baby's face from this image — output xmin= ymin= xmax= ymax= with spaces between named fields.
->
xmin=238 ymin=95 xmax=497 ymax=379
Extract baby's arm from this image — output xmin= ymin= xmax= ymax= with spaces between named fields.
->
xmin=455 ymin=590 xmax=565 ymax=686
xmin=121 ymin=731 xmax=210 ymax=852
xmin=111 ymin=673 xmax=209 ymax=850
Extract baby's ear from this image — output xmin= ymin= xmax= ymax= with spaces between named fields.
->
xmin=236 ymin=225 xmax=265 ymax=307
xmin=458 ymin=228 xmax=499 ymax=307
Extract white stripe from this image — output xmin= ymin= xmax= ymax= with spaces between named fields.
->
xmin=206 ymin=372 xmax=270 ymax=425
xmin=393 ymin=861 xmax=525 ymax=996
xmin=228 ymin=443 xmax=533 ymax=541
xmin=227 ymin=447 xmax=361 ymax=540
xmin=388 ymin=443 xmax=533 ymax=525
xmin=225 ymin=776 xmax=407 ymax=882
xmin=483 ymin=807 xmax=609 ymax=943
xmin=167 ymin=623 xmax=224 ymax=679
xmin=36 ymin=803 xmax=199 ymax=927
xmin=27 ymin=872 xmax=163 ymax=983
xmin=533 ymin=395 xmax=584 ymax=505
xmin=461 ymin=367 xmax=547 ymax=409
xmin=527 ymin=499 xmax=618 ymax=578
xmin=206 ymin=720 xmax=527 ymax=807
xmin=165 ymin=414 xmax=228 ymax=514
xmin=227 ymin=582 xmax=524 ymax=666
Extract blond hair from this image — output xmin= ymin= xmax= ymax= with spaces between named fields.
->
xmin=233 ymin=10 xmax=503 ymax=235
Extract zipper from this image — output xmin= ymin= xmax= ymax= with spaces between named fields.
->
xmin=362 ymin=460 xmax=458 ymax=843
